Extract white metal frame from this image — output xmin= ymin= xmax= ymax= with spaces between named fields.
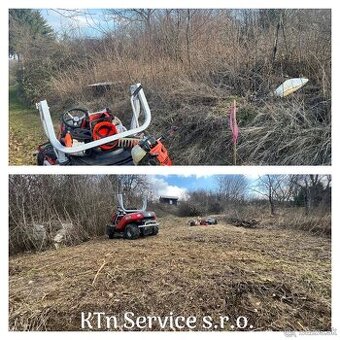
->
xmin=36 ymin=83 xmax=151 ymax=163
xmin=117 ymin=193 xmax=147 ymax=213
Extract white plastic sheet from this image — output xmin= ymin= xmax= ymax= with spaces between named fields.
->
xmin=274 ymin=78 xmax=309 ymax=97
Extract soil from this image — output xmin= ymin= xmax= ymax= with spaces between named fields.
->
xmin=9 ymin=217 xmax=331 ymax=331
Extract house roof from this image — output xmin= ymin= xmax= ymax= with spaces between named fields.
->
xmin=159 ymin=196 xmax=179 ymax=200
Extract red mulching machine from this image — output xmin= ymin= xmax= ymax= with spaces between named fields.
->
xmin=189 ymin=217 xmax=218 ymax=226
xmin=35 ymin=84 xmax=171 ymax=166
xmin=106 ymin=194 xmax=159 ymax=240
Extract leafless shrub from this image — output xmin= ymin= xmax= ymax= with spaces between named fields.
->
xmin=276 ymin=209 xmax=331 ymax=236
xmin=220 ymin=202 xmax=266 ymax=224
xmin=8 ymin=175 xmax=154 ymax=254
xmin=176 ymin=202 xmax=204 ymax=217
xmin=11 ymin=9 xmax=331 ymax=164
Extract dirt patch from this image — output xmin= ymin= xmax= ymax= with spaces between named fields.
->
xmin=9 ymin=218 xmax=331 ymax=331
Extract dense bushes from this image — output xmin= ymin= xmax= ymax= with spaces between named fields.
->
xmin=9 ymin=9 xmax=331 ymax=164
xmin=8 ymin=174 xmax=155 ymax=255
xmin=9 ymin=175 xmax=118 ymax=254
xmin=176 ymin=202 xmax=204 ymax=217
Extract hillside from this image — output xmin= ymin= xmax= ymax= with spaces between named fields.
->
xmin=9 ymin=9 xmax=331 ymax=165
xmin=9 ymin=217 xmax=331 ymax=331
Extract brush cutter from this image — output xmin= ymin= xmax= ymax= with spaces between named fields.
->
xmin=106 ymin=193 xmax=159 ymax=239
xmin=35 ymin=84 xmax=171 ymax=166
xmin=188 ymin=216 xmax=218 ymax=226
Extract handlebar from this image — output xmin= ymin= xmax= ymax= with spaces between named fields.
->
xmin=117 ymin=193 xmax=147 ymax=213
xmin=36 ymin=83 xmax=151 ymax=155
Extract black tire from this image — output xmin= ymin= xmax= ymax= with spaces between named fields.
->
xmin=37 ymin=150 xmax=45 ymax=165
xmin=214 ymin=220 xmax=218 ymax=225
xmin=37 ymin=145 xmax=57 ymax=165
xmin=108 ymin=231 xmax=114 ymax=239
xmin=152 ymin=225 xmax=159 ymax=236
xmin=124 ymin=224 xmax=140 ymax=240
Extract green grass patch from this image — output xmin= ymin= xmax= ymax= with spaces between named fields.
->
xmin=9 ymin=85 xmax=46 ymax=165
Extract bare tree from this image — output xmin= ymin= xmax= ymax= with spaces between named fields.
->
xmin=217 ymin=175 xmax=248 ymax=203
xmin=254 ymin=175 xmax=289 ymax=215
xmin=118 ymin=175 xmax=152 ymax=208
xmin=289 ymin=175 xmax=331 ymax=215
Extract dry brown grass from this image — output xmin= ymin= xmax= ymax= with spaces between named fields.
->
xmin=239 ymin=96 xmax=331 ymax=165
xmin=274 ymin=210 xmax=331 ymax=236
xmin=11 ymin=9 xmax=331 ymax=165
xmin=9 ymin=216 xmax=331 ymax=331
xmin=47 ymin=59 xmax=331 ymax=165
xmin=221 ymin=205 xmax=331 ymax=236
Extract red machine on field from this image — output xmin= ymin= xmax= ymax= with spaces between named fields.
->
xmin=35 ymin=84 xmax=172 ymax=166
xmin=189 ymin=216 xmax=218 ymax=226
xmin=106 ymin=193 xmax=159 ymax=240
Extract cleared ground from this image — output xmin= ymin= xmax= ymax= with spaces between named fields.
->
xmin=9 ymin=217 xmax=331 ymax=331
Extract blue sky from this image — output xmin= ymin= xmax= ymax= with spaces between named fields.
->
xmin=41 ymin=9 xmax=116 ymax=38
xmin=161 ymin=175 xmax=218 ymax=192
xmin=150 ymin=175 xmax=259 ymax=200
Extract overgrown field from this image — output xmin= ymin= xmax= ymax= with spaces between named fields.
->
xmin=9 ymin=9 xmax=331 ymax=165
xmin=9 ymin=217 xmax=331 ymax=331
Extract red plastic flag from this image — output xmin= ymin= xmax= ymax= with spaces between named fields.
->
xmin=228 ymin=99 xmax=239 ymax=144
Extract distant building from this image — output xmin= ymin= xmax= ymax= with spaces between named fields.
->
xmin=159 ymin=196 xmax=179 ymax=206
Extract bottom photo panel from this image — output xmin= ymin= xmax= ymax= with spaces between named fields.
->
xmin=8 ymin=174 xmax=331 ymax=332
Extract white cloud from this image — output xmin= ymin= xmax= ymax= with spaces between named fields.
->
xmin=43 ymin=9 xmax=98 ymax=32
xmin=71 ymin=15 xmax=91 ymax=28
xmin=195 ymin=174 xmax=212 ymax=179
xmin=246 ymin=174 xmax=260 ymax=181
xmin=180 ymin=174 xmax=211 ymax=179
xmin=149 ymin=177 xmax=188 ymax=200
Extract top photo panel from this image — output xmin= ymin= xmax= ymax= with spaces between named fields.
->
xmin=9 ymin=9 xmax=331 ymax=166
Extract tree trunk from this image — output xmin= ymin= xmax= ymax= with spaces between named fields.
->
xmin=304 ymin=178 xmax=311 ymax=215
xmin=269 ymin=184 xmax=275 ymax=215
